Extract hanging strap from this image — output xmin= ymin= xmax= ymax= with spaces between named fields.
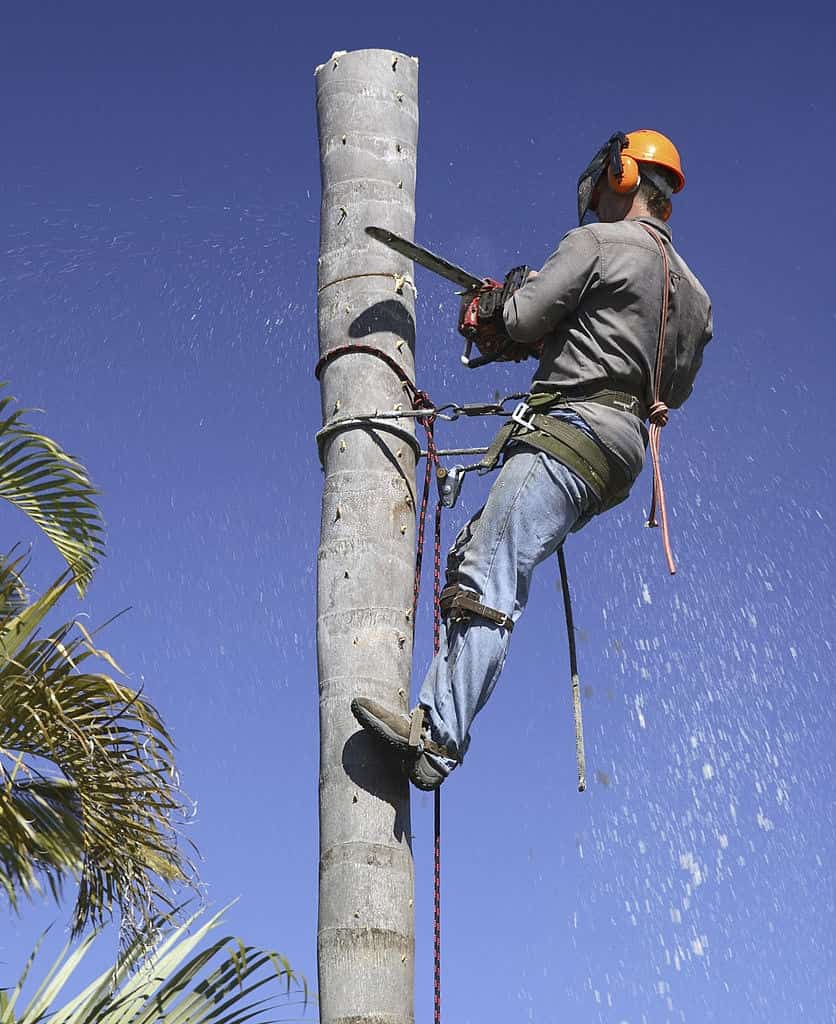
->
xmin=557 ymin=546 xmax=586 ymax=792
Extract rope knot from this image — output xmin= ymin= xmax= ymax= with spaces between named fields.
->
xmin=413 ymin=387 xmax=433 ymax=411
xmin=648 ymin=400 xmax=669 ymax=427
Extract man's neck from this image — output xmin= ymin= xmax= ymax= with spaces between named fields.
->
xmin=623 ymin=202 xmax=653 ymax=220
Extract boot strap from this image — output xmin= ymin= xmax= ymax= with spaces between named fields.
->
xmin=408 ymin=707 xmax=424 ymax=750
xmin=408 ymin=707 xmax=456 ymax=760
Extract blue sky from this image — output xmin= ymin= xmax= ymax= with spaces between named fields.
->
xmin=1 ymin=1 xmax=834 ymax=1021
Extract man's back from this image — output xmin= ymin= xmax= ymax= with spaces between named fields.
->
xmin=505 ymin=216 xmax=713 ymax=478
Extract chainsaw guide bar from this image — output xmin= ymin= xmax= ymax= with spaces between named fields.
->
xmin=365 ymin=226 xmax=484 ymax=292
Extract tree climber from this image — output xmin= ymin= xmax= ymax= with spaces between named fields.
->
xmin=352 ymin=130 xmax=714 ymax=791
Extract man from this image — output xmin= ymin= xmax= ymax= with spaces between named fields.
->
xmin=352 ymin=130 xmax=713 ymax=790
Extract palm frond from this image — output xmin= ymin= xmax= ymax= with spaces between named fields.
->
xmin=0 ymin=776 xmax=82 ymax=909
xmin=3 ymin=906 xmax=309 ymax=1024
xmin=0 ymin=570 xmax=195 ymax=948
xmin=0 ymin=567 xmax=75 ymax=665
xmin=0 ymin=549 xmax=30 ymax=623
xmin=0 ymin=386 xmax=104 ymax=595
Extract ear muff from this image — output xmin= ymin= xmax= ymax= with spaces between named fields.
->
xmin=604 ymin=132 xmax=641 ymax=196
xmin=608 ymin=153 xmax=640 ymax=194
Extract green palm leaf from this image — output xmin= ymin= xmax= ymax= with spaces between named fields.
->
xmin=1 ymin=906 xmax=308 ymax=1024
xmin=0 ymin=386 xmax=104 ymax=595
xmin=0 ymin=560 xmax=194 ymax=948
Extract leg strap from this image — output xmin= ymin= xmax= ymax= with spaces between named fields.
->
xmin=439 ymin=584 xmax=514 ymax=631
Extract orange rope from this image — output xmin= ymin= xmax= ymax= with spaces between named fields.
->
xmin=638 ymin=224 xmax=676 ymax=575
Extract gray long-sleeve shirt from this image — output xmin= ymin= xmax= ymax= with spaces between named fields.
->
xmin=503 ymin=216 xmax=713 ymax=483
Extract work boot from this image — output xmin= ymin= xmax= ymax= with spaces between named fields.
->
xmin=408 ymin=752 xmax=448 ymax=792
xmin=350 ymin=697 xmax=455 ymax=790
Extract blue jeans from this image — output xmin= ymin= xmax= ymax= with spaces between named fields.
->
xmin=417 ymin=432 xmax=598 ymax=773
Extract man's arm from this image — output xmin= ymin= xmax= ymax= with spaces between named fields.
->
xmin=503 ymin=227 xmax=600 ymax=346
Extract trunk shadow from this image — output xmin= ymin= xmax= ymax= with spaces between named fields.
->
xmin=342 ymin=729 xmax=412 ymax=847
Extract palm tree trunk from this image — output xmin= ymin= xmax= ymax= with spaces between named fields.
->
xmin=315 ymin=49 xmax=420 ymax=1024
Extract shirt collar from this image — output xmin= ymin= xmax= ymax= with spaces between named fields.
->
xmin=633 ymin=216 xmax=673 ymax=241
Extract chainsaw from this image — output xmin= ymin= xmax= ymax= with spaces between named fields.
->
xmin=365 ymin=226 xmax=532 ymax=369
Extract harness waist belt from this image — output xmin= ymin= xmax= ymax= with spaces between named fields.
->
xmin=480 ymin=389 xmax=637 ymax=508
xmin=531 ymin=387 xmax=648 ymax=421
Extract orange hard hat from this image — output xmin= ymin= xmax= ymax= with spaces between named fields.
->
xmin=621 ymin=130 xmax=685 ymax=193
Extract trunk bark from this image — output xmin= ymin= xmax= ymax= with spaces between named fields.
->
xmin=314 ymin=49 xmax=420 ymax=1024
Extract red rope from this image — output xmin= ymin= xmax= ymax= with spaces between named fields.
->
xmin=315 ymin=342 xmax=420 ymax=399
xmin=318 ymin=341 xmax=444 ymax=1023
xmin=430 ymin=451 xmax=443 ymax=1024
xmin=414 ymin=398 xmax=444 ymax=1024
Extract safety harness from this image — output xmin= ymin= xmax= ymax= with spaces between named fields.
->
xmin=479 ymin=387 xmax=643 ymax=508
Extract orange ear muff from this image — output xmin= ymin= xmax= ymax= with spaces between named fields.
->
xmin=608 ymin=154 xmax=640 ymax=194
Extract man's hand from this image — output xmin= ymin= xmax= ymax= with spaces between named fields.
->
xmin=502 ymin=268 xmax=542 ymax=359
xmin=503 ymin=337 xmax=544 ymax=362
xmin=456 ymin=265 xmax=545 ymax=365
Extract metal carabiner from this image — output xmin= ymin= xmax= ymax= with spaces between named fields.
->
xmin=510 ymin=401 xmax=537 ymax=431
